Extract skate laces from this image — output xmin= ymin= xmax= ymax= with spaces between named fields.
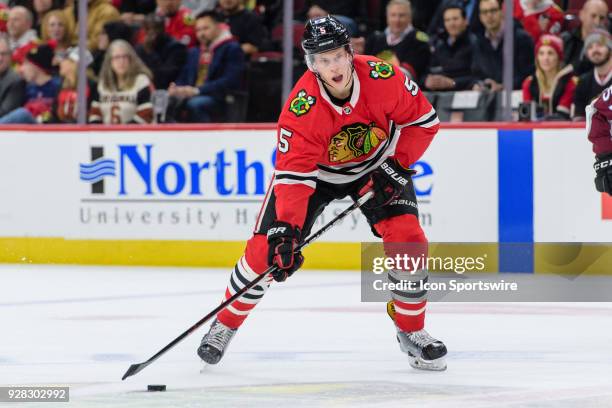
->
xmin=408 ymin=330 xmax=438 ymax=348
xmin=205 ymin=320 xmax=235 ymax=350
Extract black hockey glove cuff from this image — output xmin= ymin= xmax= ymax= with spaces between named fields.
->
xmin=267 ymin=221 xmax=304 ymax=282
xmin=594 ymin=153 xmax=612 ymax=195
xmin=359 ymin=158 xmax=416 ymax=208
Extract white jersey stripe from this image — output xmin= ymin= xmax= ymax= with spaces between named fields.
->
xmin=419 ymin=116 xmax=440 ymax=128
xmin=394 ymin=305 xmax=426 ymax=316
xmin=400 ymin=107 xmax=436 ymax=127
xmin=273 ymin=178 xmax=317 ymax=189
xmin=275 ymin=170 xmax=319 ymax=178
xmin=398 ymin=107 xmax=437 ymax=128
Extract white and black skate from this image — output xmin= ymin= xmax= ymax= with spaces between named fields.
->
xmin=396 ymin=329 xmax=447 ymax=371
xmin=197 ymin=319 xmax=237 ymax=365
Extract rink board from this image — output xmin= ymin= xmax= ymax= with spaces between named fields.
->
xmin=0 ymin=123 xmax=609 ymax=272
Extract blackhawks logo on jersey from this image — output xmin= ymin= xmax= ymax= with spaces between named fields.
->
xmin=289 ymin=89 xmax=316 ymax=117
xmin=328 ymin=122 xmax=387 ymax=163
xmin=368 ymin=61 xmax=394 ymax=80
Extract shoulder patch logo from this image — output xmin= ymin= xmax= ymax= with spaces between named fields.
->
xmin=289 ymin=89 xmax=316 ymax=117
xmin=328 ymin=122 xmax=388 ymax=163
xmin=368 ymin=61 xmax=395 ymax=80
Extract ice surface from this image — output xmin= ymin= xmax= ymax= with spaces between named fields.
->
xmin=1 ymin=264 xmax=612 ymax=407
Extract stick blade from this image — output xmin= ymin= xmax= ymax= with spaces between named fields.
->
xmin=122 ymin=361 xmax=149 ymax=380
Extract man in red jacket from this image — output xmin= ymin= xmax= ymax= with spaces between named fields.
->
xmin=197 ymin=16 xmax=447 ymax=371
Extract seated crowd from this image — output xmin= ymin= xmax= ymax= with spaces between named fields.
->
xmin=0 ymin=0 xmax=609 ymax=123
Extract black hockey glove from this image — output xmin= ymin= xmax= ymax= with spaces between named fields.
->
xmin=594 ymin=153 xmax=612 ymax=195
xmin=359 ymin=158 xmax=416 ymax=208
xmin=266 ymin=221 xmax=304 ymax=282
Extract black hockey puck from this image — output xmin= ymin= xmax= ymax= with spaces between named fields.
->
xmin=147 ymin=384 xmax=166 ymax=392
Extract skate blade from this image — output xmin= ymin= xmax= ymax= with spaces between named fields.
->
xmin=408 ymin=354 xmax=447 ymax=371
xmin=200 ymin=362 xmax=210 ymax=374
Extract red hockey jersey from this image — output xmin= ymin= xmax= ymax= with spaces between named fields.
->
xmin=164 ymin=7 xmax=196 ymax=47
xmin=138 ymin=7 xmax=196 ymax=46
xmin=270 ymin=54 xmax=439 ymax=229
xmin=586 ymin=84 xmax=612 ymax=156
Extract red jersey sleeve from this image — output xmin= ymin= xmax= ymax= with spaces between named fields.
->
xmin=167 ymin=8 xmax=196 ymax=47
xmin=557 ymin=76 xmax=577 ymax=116
xmin=520 ymin=6 xmax=564 ymax=40
xmin=586 ymin=86 xmax=612 ymax=156
xmin=545 ymin=6 xmax=564 ymax=35
xmin=522 ymin=76 xmax=533 ymax=103
xmin=387 ymin=70 xmax=440 ymax=168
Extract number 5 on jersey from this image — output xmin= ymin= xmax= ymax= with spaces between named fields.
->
xmin=404 ymin=77 xmax=419 ymax=96
xmin=279 ymin=128 xmax=293 ymax=153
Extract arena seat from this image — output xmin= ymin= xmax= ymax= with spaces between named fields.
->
xmin=433 ymin=90 xmax=497 ymax=122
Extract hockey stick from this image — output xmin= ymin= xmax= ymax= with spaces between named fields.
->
xmin=121 ymin=190 xmax=374 ymax=380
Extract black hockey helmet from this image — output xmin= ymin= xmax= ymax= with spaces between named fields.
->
xmin=301 ymin=15 xmax=350 ymax=56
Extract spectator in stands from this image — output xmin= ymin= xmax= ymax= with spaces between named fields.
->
xmin=136 ymin=14 xmax=186 ymax=90
xmin=573 ymin=29 xmax=611 ymax=120
xmin=0 ymin=43 xmax=60 ymax=123
xmin=53 ymin=47 xmax=97 ymax=123
xmin=522 ymin=34 xmax=576 ymax=119
xmin=364 ymin=0 xmax=431 ymax=85
xmin=425 ymin=2 xmax=477 ymax=91
xmin=472 ymin=0 xmax=534 ymax=91
xmin=513 ymin=0 xmax=563 ymax=42
xmin=154 ymin=0 xmax=196 ymax=47
xmin=218 ymin=0 xmax=267 ymax=56
xmin=32 ymin=0 xmax=64 ymax=35
xmin=168 ymin=10 xmax=244 ymax=123
xmin=0 ymin=34 xmax=26 ymax=117
xmin=300 ymin=0 xmax=366 ymax=36
xmin=562 ymin=0 xmax=608 ymax=76
xmin=41 ymin=10 xmax=74 ymax=63
xmin=428 ymin=0 xmax=484 ymax=37
xmin=7 ymin=6 xmax=37 ymax=52
xmin=119 ymin=0 xmax=155 ymax=26
xmin=89 ymin=39 xmax=154 ymax=124
xmin=91 ymin=21 xmax=133 ymax=78
xmin=67 ymin=0 xmax=120 ymax=53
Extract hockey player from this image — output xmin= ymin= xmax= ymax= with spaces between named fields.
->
xmin=586 ymin=84 xmax=612 ymax=195
xmin=198 ymin=16 xmax=448 ymax=371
